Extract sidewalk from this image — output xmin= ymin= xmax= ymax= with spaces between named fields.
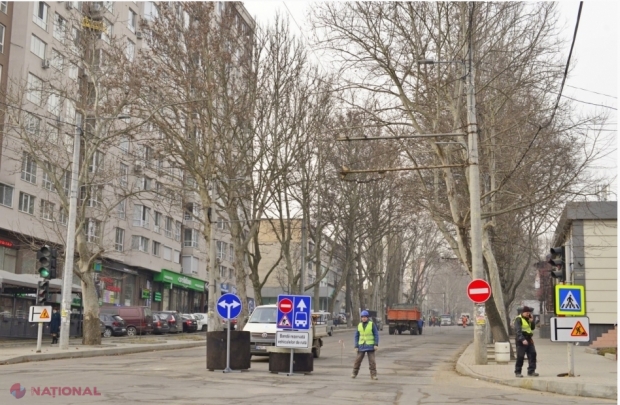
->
xmin=0 ymin=335 xmax=206 ymax=366
xmin=456 ymin=338 xmax=617 ymax=400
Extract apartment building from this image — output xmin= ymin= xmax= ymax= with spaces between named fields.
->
xmin=258 ymin=219 xmax=346 ymax=313
xmin=0 ymin=2 xmax=254 ymax=321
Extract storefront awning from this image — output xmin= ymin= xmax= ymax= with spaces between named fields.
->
xmin=153 ymin=269 xmax=206 ymax=292
xmin=0 ymin=269 xmax=82 ymax=294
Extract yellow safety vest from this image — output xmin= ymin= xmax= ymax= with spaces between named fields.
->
xmin=516 ymin=315 xmax=532 ymax=335
xmin=358 ymin=321 xmax=375 ymax=346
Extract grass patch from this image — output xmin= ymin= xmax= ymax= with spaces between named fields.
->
xmin=598 ymin=347 xmax=617 ymax=356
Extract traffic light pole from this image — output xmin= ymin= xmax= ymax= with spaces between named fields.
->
xmin=59 ymin=126 xmax=81 ymax=350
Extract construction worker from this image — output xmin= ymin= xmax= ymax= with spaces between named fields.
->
xmin=351 ymin=310 xmax=379 ymax=380
xmin=514 ymin=306 xmax=538 ymax=378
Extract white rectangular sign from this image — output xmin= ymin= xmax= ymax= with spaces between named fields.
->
xmin=550 ymin=316 xmax=590 ymax=342
xmin=29 ymin=306 xmax=52 ymax=323
xmin=276 ymin=331 xmax=309 ymax=349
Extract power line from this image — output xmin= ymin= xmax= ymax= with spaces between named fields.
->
xmin=565 ymin=84 xmax=617 ymax=99
xmin=282 ymin=2 xmax=329 ymax=74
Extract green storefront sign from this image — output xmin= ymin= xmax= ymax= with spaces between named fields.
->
xmin=153 ymin=269 xmax=205 ymax=292
xmin=154 ymin=292 xmax=162 ymax=302
xmin=141 ymin=289 xmax=150 ymax=299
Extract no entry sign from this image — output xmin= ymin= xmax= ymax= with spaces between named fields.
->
xmin=278 ymin=297 xmax=293 ymax=313
xmin=467 ymin=279 xmax=491 ymax=303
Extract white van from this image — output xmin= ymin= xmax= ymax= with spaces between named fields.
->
xmin=243 ymin=304 xmax=278 ymax=356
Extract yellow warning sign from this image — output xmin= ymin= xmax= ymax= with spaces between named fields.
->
xmin=39 ymin=308 xmax=50 ymax=319
xmin=278 ymin=314 xmax=291 ymax=327
xmin=571 ymin=321 xmax=588 ymax=337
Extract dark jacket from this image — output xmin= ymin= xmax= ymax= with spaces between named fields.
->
xmin=354 ymin=321 xmax=379 ymax=352
xmin=50 ymin=311 xmax=61 ymax=334
xmin=514 ymin=314 xmax=535 ymax=344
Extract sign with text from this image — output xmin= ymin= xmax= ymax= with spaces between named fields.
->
xmin=276 ymin=331 xmax=310 ymax=349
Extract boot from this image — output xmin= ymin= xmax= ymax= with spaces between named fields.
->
xmin=528 ymin=372 xmax=539 ymax=377
xmin=515 ymin=373 xmax=523 ymax=378
xmin=371 ymin=375 xmax=379 ymax=380
xmin=351 ymin=372 xmax=358 ymax=379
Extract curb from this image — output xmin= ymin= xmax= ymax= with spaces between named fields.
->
xmin=0 ymin=341 xmax=205 ymax=366
xmin=455 ymin=355 xmax=617 ymax=400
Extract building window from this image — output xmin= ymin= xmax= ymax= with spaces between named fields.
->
xmin=119 ymin=163 xmax=128 ymax=187
xmin=81 ymin=185 xmax=102 ymax=208
xmin=0 ymin=24 xmax=5 ymax=54
xmin=114 ymin=228 xmax=124 ymax=252
xmin=117 ymin=199 xmax=126 ymax=219
xmin=216 ymin=241 xmax=225 ymax=260
xmin=229 ymin=268 xmax=235 ymax=280
xmin=152 ymin=241 xmax=161 ymax=256
xmin=48 ymin=91 xmax=61 ymax=117
xmin=173 ymin=249 xmax=180 ymax=264
xmin=119 ymin=137 xmax=129 ymax=154
xmin=51 ymin=49 xmax=64 ymax=71
xmin=229 ymin=244 xmax=234 ymax=262
xmin=83 ymin=219 xmax=101 ymax=243
xmin=101 ymin=19 xmax=112 ymax=44
xmin=0 ymin=2 xmax=7 ymax=14
xmin=25 ymin=114 xmax=42 ymax=137
xmin=40 ymin=199 xmax=54 ymax=221
xmin=27 ymin=73 xmax=43 ymax=105
xmin=128 ymin=8 xmax=137 ymax=32
xmin=132 ymin=235 xmax=149 ymax=252
xmin=164 ymin=216 xmax=173 ymax=238
xmin=18 ymin=192 xmax=35 ymax=215
xmin=138 ymin=176 xmax=152 ymax=191
xmin=33 ymin=2 xmax=49 ymax=31
xmin=42 ymin=162 xmax=56 ymax=192
xmin=125 ymin=38 xmax=135 ymax=62
xmin=0 ymin=183 xmax=14 ymax=207
xmin=163 ymin=245 xmax=172 ymax=261
xmin=133 ymin=204 xmax=150 ymax=228
xmin=68 ymin=63 xmax=78 ymax=81
xmin=58 ymin=207 xmax=67 ymax=225
xmin=61 ymin=169 xmax=71 ymax=196
xmin=143 ymin=1 xmax=158 ymax=22
xmin=88 ymin=150 xmax=104 ymax=173
xmin=174 ymin=221 xmax=181 ymax=241
xmin=154 ymin=211 xmax=162 ymax=233
xmin=219 ymin=265 xmax=227 ymax=278
xmin=184 ymin=228 xmax=198 ymax=248
xmin=21 ymin=153 xmax=38 ymax=184
xmin=53 ymin=14 xmax=66 ymax=43
xmin=103 ymin=1 xmax=113 ymax=13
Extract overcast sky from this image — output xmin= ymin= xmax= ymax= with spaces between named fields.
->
xmin=243 ymin=1 xmax=618 ymax=196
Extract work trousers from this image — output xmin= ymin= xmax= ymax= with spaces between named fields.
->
xmin=353 ymin=350 xmax=376 ymax=376
xmin=514 ymin=341 xmax=537 ymax=374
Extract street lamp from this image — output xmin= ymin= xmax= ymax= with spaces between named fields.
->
xmin=417 ymin=53 xmax=486 ymax=365
xmin=58 ymin=114 xmax=130 ymax=350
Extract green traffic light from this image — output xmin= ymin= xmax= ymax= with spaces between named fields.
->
xmin=39 ymin=268 xmax=50 ymax=278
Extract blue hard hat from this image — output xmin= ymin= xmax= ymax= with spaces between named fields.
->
xmin=360 ymin=310 xmax=369 ymax=317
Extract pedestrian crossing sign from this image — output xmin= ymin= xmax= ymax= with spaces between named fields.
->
xmin=555 ymin=285 xmax=585 ymax=316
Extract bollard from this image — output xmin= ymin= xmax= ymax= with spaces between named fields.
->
xmin=495 ymin=342 xmax=510 ymax=364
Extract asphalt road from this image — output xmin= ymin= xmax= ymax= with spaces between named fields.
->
xmin=1 ymin=326 xmax=615 ymax=404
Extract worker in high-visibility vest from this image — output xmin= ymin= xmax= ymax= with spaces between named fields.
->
xmin=514 ymin=306 xmax=538 ymax=378
xmin=351 ymin=310 xmax=379 ymax=380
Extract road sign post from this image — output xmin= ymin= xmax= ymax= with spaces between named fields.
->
xmin=276 ymin=295 xmax=312 ymax=376
xmin=216 ymin=293 xmax=242 ymax=373
xmin=29 ymin=306 xmax=52 ymax=353
xmin=550 ymin=316 xmax=590 ymax=377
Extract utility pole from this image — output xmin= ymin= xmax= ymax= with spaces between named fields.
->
xmin=207 ymin=174 xmax=220 ymax=332
xmin=465 ymin=3 xmax=487 ymax=365
xmin=300 ymin=216 xmax=306 ymax=294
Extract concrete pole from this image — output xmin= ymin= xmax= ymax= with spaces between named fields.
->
xmin=300 ymin=216 xmax=306 ymax=294
xmin=207 ymin=175 xmax=219 ymax=332
xmin=59 ymin=126 xmax=81 ymax=350
xmin=466 ymin=16 xmax=487 ymax=365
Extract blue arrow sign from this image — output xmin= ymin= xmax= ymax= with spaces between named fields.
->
xmin=217 ymin=293 xmax=242 ymax=320
xmin=277 ymin=294 xmax=311 ymax=330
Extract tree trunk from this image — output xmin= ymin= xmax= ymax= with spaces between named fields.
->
xmin=80 ymin=271 xmax=101 ymax=345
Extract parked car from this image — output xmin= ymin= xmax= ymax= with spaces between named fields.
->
xmin=154 ymin=311 xmax=183 ymax=333
xmin=372 ymin=317 xmax=384 ymax=331
xmin=99 ymin=319 xmax=106 ymax=337
xmin=221 ymin=317 xmax=237 ymax=330
xmin=440 ymin=315 xmax=453 ymax=326
xmin=152 ymin=314 xmax=171 ymax=335
xmin=99 ymin=314 xmax=128 ymax=337
xmin=100 ymin=306 xmax=153 ymax=336
xmin=192 ymin=313 xmax=208 ymax=331
xmin=181 ymin=314 xmax=198 ymax=333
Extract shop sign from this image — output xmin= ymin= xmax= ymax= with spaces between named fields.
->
xmin=141 ymin=289 xmax=150 ymax=299
xmin=154 ymin=292 xmax=162 ymax=302
xmin=153 ymin=269 xmax=205 ymax=292
xmin=0 ymin=239 xmax=14 ymax=248
xmin=106 ymin=286 xmax=121 ymax=293
xmin=93 ymin=261 xmax=102 ymax=273
xmin=72 ymin=298 xmax=82 ymax=306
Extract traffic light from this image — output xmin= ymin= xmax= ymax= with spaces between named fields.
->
xmin=548 ymin=246 xmax=566 ymax=282
xmin=49 ymin=248 xmax=58 ymax=279
xmin=37 ymin=280 xmax=49 ymax=304
xmin=36 ymin=246 xmax=52 ymax=279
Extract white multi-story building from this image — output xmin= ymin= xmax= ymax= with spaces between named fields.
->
xmin=0 ymin=2 xmax=254 ymax=324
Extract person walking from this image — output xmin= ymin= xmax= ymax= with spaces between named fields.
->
xmin=50 ymin=307 xmax=61 ymax=345
xmin=351 ymin=310 xmax=379 ymax=380
xmin=514 ymin=306 xmax=538 ymax=377
xmin=461 ymin=315 xmax=468 ymax=328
